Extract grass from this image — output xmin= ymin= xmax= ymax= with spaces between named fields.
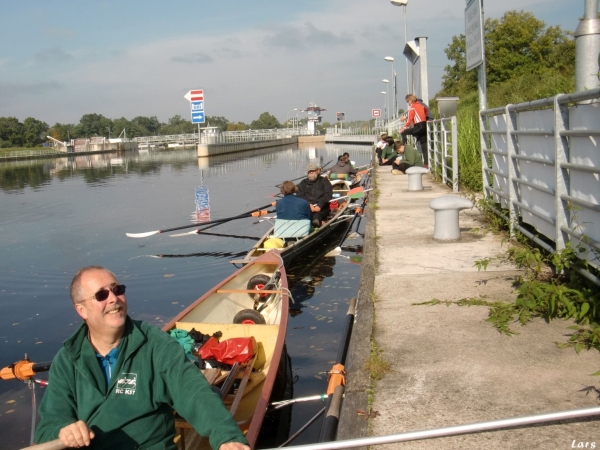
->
xmin=0 ymin=147 xmax=62 ymax=157
xmin=364 ymin=340 xmax=390 ymax=381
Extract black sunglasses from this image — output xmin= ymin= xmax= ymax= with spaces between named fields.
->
xmin=83 ymin=284 xmax=126 ymax=302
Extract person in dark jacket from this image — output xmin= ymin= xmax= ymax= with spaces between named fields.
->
xmin=35 ymin=266 xmax=250 ymax=450
xmin=380 ymin=136 xmax=397 ymax=166
xmin=391 ymin=142 xmax=424 ymax=174
xmin=296 ymin=162 xmax=333 ymax=227
xmin=276 ymin=181 xmax=311 ymax=220
xmin=329 ymin=155 xmax=357 ymax=178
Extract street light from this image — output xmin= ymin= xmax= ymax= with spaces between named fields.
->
xmin=380 ymin=91 xmax=387 ymax=124
xmin=286 ymin=108 xmax=298 ymax=130
xmin=391 ymin=0 xmax=410 ymax=99
xmin=384 ymin=56 xmax=396 ymax=119
xmin=382 ymin=80 xmax=390 ymax=123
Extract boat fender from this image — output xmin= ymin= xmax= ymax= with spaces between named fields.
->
xmin=264 ymin=238 xmax=284 ymax=249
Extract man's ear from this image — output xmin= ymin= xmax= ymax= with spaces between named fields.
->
xmin=75 ymin=303 xmax=88 ymax=320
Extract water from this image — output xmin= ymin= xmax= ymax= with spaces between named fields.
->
xmin=0 ymin=143 xmax=371 ymax=448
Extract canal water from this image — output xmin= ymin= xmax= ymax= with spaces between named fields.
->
xmin=0 ymin=142 xmax=371 ymax=448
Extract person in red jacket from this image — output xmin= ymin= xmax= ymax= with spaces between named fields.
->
xmin=400 ymin=94 xmax=429 ymax=165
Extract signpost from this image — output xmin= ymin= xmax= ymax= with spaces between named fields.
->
xmin=465 ymin=0 xmax=484 ymax=71
xmin=185 ymin=89 xmax=205 ymax=125
xmin=372 ymin=109 xmax=381 ymax=118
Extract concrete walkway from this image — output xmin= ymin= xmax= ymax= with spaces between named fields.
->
xmin=338 ymin=164 xmax=600 ymax=449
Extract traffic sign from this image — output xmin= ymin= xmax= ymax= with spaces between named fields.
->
xmin=184 ymin=89 xmax=204 ymax=102
xmin=336 ymin=112 xmax=345 ymax=121
xmin=372 ymin=109 xmax=381 ymax=118
xmin=191 ymin=101 xmax=204 ymax=111
xmin=191 ymin=111 xmax=205 ymax=124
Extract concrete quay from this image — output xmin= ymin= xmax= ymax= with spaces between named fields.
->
xmin=338 ymin=164 xmax=600 ymax=449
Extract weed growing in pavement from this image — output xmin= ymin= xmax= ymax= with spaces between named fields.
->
xmin=414 ymin=197 xmax=600 ymax=372
xmin=364 ymin=340 xmax=390 ymax=381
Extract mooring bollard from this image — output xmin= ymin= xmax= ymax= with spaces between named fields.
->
xmin=429 ymin=195 xmax=473 ymax=240
xmin=406 ymin=166 xmax=429 ymax=191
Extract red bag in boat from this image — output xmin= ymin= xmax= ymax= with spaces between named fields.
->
xmin=330 ymin=200 xmax=339 ymax=210
xmin=199 ymin=336 xmax=256 ymax=365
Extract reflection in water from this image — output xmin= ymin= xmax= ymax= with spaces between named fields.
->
xmin=0 ymin=144 xmax=370 ymax=448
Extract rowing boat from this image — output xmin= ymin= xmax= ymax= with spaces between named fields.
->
xmin=230 ymin=188 xmax=359 ymax=267
xmin=163 ymin=250 xmax=289 ymax=449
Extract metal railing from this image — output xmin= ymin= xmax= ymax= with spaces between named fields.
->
xmin=480 ymin=87 xmax=600 ymax=286
xmin=133 ymin=128 xmax=314 ymax=146
xmin=427 ymin=117 xmax=459 ymax=192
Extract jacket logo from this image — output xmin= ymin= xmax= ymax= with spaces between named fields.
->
xmin=115 ymin=373 xmax=137 ymax=395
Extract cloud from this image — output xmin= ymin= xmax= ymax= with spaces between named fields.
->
xmin=43 ymin=28 xmax=76 ymax=38
xmin=170 ymin=52 xmax=215 ymax=64
xmin=34 ymin=46 xmax=73 ymax=63
xmin=262 ymin=22 xmax=354 ymax=52
xmin=0 ymin=81 xmax=64 ymax=99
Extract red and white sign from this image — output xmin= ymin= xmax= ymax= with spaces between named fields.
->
xmin=372 ymin=109 xmax=381 ymax=118
xmin=184 ymin=89 xmax=204 ymax=102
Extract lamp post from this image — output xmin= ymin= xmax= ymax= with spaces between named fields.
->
xmin=390 ymin=0 xmax=409 ymax=98
xmin=380 ymin=91 xmax=387 ymax=124
xmin=382 ymin=80 xmax=390 ymax=123
xmin=384 ymin=57 xmax=396 ymax=119
xmin=286 ymin=108 xmax=298 ymax=130
xmin=107 ymin=127 xmax=111 ymax=139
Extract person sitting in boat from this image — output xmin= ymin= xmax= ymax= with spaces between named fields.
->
xmin=329 ymin=155 xmax=357 ymax=180
xmin=296 ymin=162 xmax=333 ymax=228
xmin=342 ymin=152 xmax=355 ymax=169
xmin=391 ymin=141 xmax=424 ymax=175
xmin=276 ymin=180 xmax=311 ymax=220
xmin=34 ymin=266 xmax=250 ymax=450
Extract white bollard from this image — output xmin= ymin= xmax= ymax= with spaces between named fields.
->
xmin=406 ymin=166 xmax=429 ymax=191
xmin=429 ymin=195 xmax=473 ymax=240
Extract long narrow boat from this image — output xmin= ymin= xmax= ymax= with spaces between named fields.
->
xmin=230 ymin=190 xmax=357 ymax=267
xmin=163 ymin=250 xmax=289 ymax=449
xmin=1 ymin=251 xmax=288 ymax=450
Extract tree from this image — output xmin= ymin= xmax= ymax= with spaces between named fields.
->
xmin=205 ymin=116 xmax=229 ymax=132
xmin=0 ymin=117 xmax=24 ymax=148
xmin=75 ymin=113 xmax=113 ymax=138
xmin=250 ymin=112 xmax=281 ymax=130
xmin=22 ymin=117 xmax=49 ymax=147
xmin=49 ymin=123 xmax=76 ymax=142
xmin=161 ymin=115 xmax=195 ymax=135
xmin=440 ymin=10 xmax=575 ymax=96
xmin=226 ymin=122 xmax=247 ymax=131
xmin=131 ymin=116 xmax=161 ymax=136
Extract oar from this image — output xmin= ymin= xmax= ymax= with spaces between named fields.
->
xmin=169 ymin=209 xmax=274 ymax=237
xmin=329 ymin=187 xmax=372 ymax=202
xmin=19 ymin=439 xmax=65 ymax=450
xmin=1 ymin=359 xmax=51 ymax=381
xmin=126 ymin=202 xmax=275 ymax=238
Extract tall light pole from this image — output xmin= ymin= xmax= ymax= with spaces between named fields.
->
xmin=380 ymin=91 xmax=387 ymax=124
xmin=286 ymin=108 xmax=298 ymax=130
xmin=382 ymin=80 xmax=390 ymax=123
xmin=391 ymin=0 xmax=409 ymax=99
xmin=384 ymin=56 xmax=395 ymax=118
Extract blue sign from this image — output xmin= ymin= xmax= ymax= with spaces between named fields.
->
xmin=191 ymin=101 xmax=204 ymax=111
xmin=191 ymin=111 xmax=205 ymax=124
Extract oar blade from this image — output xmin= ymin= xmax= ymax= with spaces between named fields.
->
xmin=125 ymin=230 xmax=160 ymax=238
xmin=169 ymin=230 xmax=201 ymax=237
xmin=324 ymin=247 xmax=342 ymax=257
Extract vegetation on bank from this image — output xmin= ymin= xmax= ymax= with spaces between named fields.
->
xmin=430 ymin=10 xmax=576 ymax=192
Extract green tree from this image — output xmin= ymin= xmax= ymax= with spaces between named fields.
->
xmin=75 ymin=113 xmax=113 ymax=138
xmin=205 ymin=116 xmax=230 ymax=132
xmin=22 ymin=117 xmax=49 ymax=147
xmin=0 ymin=117 xmax=24 ymax=148
xmin=440 ymin=10 xmax=575 ymax=96
xmin=226 ymin=122 xmax=247 ymax=131
xmin=49 ymin=123 xmax=77 ymax=142
xmin=131 ymin=116 xmax=161 ymax=136
xmin=250 ymin=112 xmax=281 ymax=130
xmin=161 ymin=115 xmax=195 ymax=135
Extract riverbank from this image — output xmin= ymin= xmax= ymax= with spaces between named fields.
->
xmin=338 ymin=164 xmax=600 ymax=448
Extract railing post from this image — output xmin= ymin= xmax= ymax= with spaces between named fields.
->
xmin=505 ymin=105 xmax=518 ymax=238
xmin=451 ymin=116 xmax=458 ymax=192
xmin=441 ymin=122 xmax=448 ymax=187
xmin=554 ymin=94 xmax=569 ymax=252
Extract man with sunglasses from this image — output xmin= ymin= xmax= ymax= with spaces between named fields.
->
xmin=35 ymin=266 xmax=249 ymax=450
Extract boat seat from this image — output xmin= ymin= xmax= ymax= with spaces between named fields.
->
xmin=273 ymin=219 xmax=310 ymax=239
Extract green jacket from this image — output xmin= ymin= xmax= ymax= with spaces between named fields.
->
xmin=381 ymin=144 xmax=396 ymax=161
xmin=402 ymin=144 xmax=423 ymax=167
xmin=35 ymin=317 xmax=248 ymax=450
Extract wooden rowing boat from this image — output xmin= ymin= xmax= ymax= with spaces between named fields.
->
xmin=162 ymin=250 xmax=289 ymax=449
xmin=230 ymin=188 xmax=358 ymax=267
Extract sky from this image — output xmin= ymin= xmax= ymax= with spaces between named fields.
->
xmin=0 ymin=0 xmax=584 ymax=127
